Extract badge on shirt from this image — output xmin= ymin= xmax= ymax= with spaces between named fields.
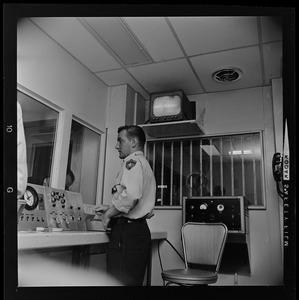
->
xmin=111 ymin=185 xmax=118 ymax=194
xmin=126 ymin=159 xmax=137 ymax=170
xmin=111 ymin=184 xmax=126 ymax=195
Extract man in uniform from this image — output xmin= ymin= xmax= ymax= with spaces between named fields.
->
xmin=95 ymin=125 xmax=156 ymax=286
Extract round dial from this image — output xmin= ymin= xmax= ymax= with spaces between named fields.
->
xmin=217 ymin=204 xmax=224 ymax=212
xmin=200 ymin=203 xmax=208 ymax=210
xmin=24 ymin=186 xmax=39 ymax=210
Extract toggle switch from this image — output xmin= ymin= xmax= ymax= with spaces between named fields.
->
xmin=62 ymin=215 xmax=70 ymax=225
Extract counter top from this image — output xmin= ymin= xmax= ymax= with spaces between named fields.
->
xmin=18 ymin=230 xmax=167 ymax=250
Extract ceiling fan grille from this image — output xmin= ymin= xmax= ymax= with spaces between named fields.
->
xmin=212 ymin=68 xmax=242 ymax=83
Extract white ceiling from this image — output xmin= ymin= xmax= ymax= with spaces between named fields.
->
xmin=28 ymin=16 xmax=283 ymax=100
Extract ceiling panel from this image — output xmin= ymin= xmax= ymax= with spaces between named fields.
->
xmin=169 ymin=16 xmax=259 ymax=56
xmin=128 ymin=59 xmax=204 ymax=94
xmin=190 ymin=46 xmax=263 ymax=92
xmin=95 ymin=69 xmax=149 ymax=99
xmin=83 ymin=17 xmax=151 ymax=66
xmin=23 ymin=15 xmax=284 ymax=98
xmin=123 ymin=17 xmax=185 ymax=62
xmin=30 ymin=17 xmax=121 ymax=72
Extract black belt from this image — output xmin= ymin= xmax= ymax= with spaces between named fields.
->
xmin=111 ymin=216 xmax=146 ymax=226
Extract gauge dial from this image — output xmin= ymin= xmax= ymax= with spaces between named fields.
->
xmin=200 ymin=203 xmax=208 ymax=210
xmin=24 ymin=186 xmax=39 ymax=210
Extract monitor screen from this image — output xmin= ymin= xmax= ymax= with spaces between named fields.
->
xmin=152 ymin=95 xmax=181 ymax=117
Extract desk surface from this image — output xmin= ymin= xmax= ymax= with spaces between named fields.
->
xmin=18 ymin=230 xmax=167 ymax=250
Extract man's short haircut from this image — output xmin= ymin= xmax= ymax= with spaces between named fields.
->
xmin=118 ymin=125 xmax=146 ymax=148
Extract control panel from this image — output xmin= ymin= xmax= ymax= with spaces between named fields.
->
xmin=18 ymin=184 xmax=91 ymax=231
xmin=183 ymin=196 xmax=249 ymax=234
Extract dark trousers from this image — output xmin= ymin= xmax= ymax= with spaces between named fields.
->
xmin=106 ymin=218 xmax=151 ymax=286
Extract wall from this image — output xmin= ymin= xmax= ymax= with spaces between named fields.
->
xmin=102 ymin=84 xmax=143 ymax=205
xmin=102 ymin=85 xmax=127 ymax=205
xmin=17 ymin=18 xmax=108 ymax=132
xmin=135 ymin=92 xmax=147 ymax=125
xmin=17 ymin=18 xmax=109 ymax=193
xmin=147 ymin=85 xmax=283 ymax=286
xmin=189 ymin=87 xmax=264 ymax=135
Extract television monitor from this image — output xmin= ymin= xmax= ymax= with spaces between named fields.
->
xmin=149 ymin=89 xmax=195 ymax=123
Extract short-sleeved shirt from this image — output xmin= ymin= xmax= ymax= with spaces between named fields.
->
xmin=111 ymin=151 xmax=156 ymax=219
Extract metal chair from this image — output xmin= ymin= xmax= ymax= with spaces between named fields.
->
xmin=161 ymin=222 xmax=228 ymax=286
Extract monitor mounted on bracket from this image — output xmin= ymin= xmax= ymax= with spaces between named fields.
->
xmin=149 ymin=89 xmax=195 ymax=123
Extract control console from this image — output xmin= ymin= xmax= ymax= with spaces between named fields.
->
xmin=183 ymin=196 xmax=249 ymax=234
xmin=18 ymin=184 xmax=91 ymax=231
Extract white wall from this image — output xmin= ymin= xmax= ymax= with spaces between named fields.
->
xmin=189 ymin=86 xmax=264 ymax=135
xmin=17 ymin=18 xmax=108 ymax=132
xmin=102 ymin=85 xmax=127 ymax=205
xmin=17 ymin=18 xmax=109 ymax=192
xmin=148 ymin=85 xmax=283 ymax=286
xmin=102 ymin=84 xmax=145 ymax=205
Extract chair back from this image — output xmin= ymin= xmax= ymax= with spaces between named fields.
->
xmin=182 ymin=222 xmax=228 ymax=273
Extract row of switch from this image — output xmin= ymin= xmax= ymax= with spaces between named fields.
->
xmin=50 ymin=191 xmax=66 ymax=198
xmin=20 ymin=215 xmax=46 ymax=222
xmin=51 ymin=213 xmax=83 ymax=225
xmin=50 ymin=202 xmax=82 ymax=210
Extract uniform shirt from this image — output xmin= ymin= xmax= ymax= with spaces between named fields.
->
xmin=17 ymin=102 xmax=28 ymax=199
xmin=111 ymin=151 xmax=156 ymax=219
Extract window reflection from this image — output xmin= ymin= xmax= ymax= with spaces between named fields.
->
xmin=17 ymin=91 xmax=58 ymax=186
xmin=68 ymin=120 xmax=101 ymax=205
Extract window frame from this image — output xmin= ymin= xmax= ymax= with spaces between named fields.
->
xmin=145 ymin=130 xmax=266 ymax=210
xmin=17 ymin=85 xmax=62 ymax=187
xmin=70 ymin=115 xmax=106 ymax=205
xmin=17 ymin=85 xmax=105 ymax=205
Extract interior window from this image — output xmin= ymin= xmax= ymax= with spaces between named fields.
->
xmin=17 ymin=91 xmax=58 ymax=186
xmin=147 ymin=132 xmax=264 ymax=208
xmin=67 ymin=119 xmax=101 ymax=205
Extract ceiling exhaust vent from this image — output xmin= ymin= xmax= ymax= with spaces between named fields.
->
xmin=212 ymin=67 xmax=242 ymax=83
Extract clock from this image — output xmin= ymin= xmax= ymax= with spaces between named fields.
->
xmin=23 ymin=185 xmax=39 ymax=210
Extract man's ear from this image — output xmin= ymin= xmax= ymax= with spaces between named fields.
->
xmin=131 ymin=138 xmax=138 ymax=148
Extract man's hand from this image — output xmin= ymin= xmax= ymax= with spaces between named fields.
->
xmin=94 ymin=205 xmax=109 ymax=215
xmin=94 ymin=205 xmax=111 ymax=230
xmin=145 ymin=210 xmax=155 ymax=219
xmin=100 ymin=205 xmax=121 ymax=231
xmin=102 ymin=213 xmax=111 ymax=231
